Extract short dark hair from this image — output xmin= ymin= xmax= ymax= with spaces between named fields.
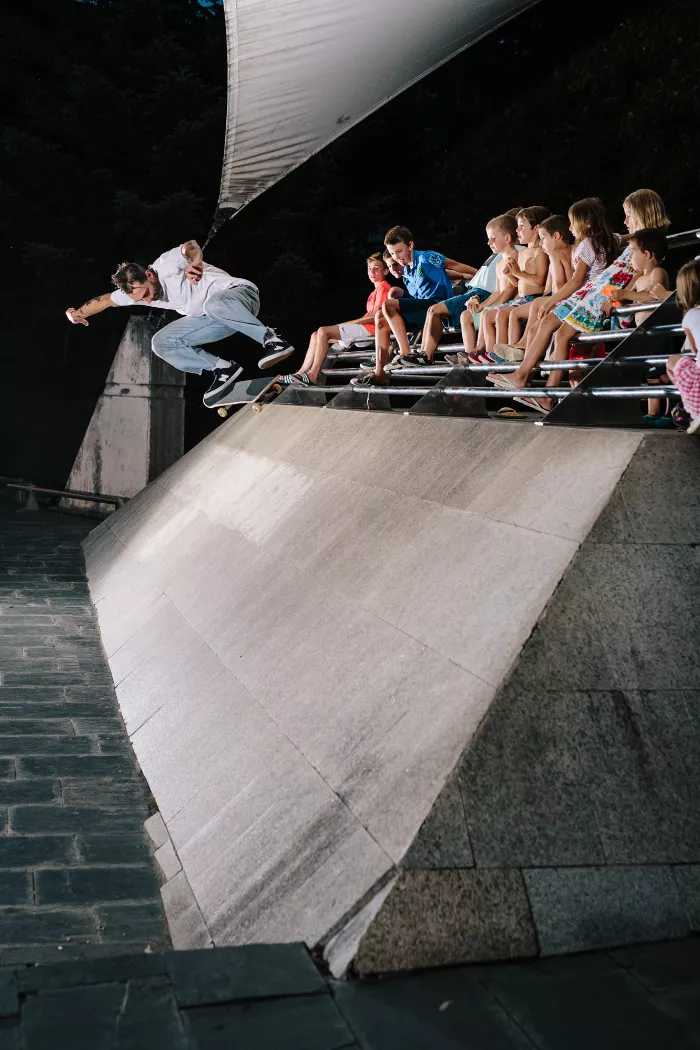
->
xmin=630 ymin=227 xmax=667 ymax=262
xmin=111 ymin=261 xmax=149 ymax=294
xmin=539 ymin=214 xmax=570 ymax=240
xmin=384 ymin=225 xmax=414 ymax=246
xmin=517 ymin=206 xmax=551 ymax=227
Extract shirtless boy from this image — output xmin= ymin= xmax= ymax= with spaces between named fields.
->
xmin=484 ymin=206 xmax=550 ymax=355
xmin=492 ymin=214 xmax=573 ymax=361
xmin=602 ymin=227 xmax=668 ymax=326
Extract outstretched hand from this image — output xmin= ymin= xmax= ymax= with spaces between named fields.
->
xmin=66 ymin=307 xmax=88 ymax=326
xmin=185 ymin=262 xmax=203 ymax=285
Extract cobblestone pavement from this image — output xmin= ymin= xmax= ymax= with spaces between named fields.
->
xmin=0 ymin=506 xmax=168 ymax=966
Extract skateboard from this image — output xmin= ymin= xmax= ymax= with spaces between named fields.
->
xmin=210 ymin=376 xmax=284 ymax=417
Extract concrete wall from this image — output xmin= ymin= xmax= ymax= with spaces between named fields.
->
xmin=351 ymin=435 xmax=700 ymax=974
xmin=64 ymin=316 xmax=184 ymax=512
xmin=83 ymin=405 xmax=691 ymax=971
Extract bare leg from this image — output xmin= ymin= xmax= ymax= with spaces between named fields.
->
xmin=420 ymin=303 xmax=448 ymax=360
xmin=460 ymin=310 xmax=477 ymax=354
xmin=495 ymin=312 xmax=562 ymax=388
xmin=496 ymin=306 xmax=515 ymax=346
xmin=383 ymin=300 xmax=411 ymax=356
xmin=306 ymin=325 xmax=341 ymax=383
xmin=481 ymin=309 xmax=499 ymax=354
xmin=374 ymin=312 xmax=392 ymax=378
xmin=540 ymin=322 xmax=575 ymax=410
xmin=506 ymin=302 xmax=531 ymax=346
xmin=297 ymin=331 xmax=318 ymax=375
xmin=516 ymin=296 xmax=550 ymax=349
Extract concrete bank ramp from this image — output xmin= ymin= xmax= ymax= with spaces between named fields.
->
xmin=84 ymin=407 xmax=700 ymax=973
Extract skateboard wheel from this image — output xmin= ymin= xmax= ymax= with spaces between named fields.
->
xmin=253 ymin=403 xmax=263 ymax=413
xmin=217 ymin=407 xmax=229 ymax=418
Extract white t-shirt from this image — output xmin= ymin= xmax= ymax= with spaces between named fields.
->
xmin=110 ymin=245 xmax=257 ymax=317
xmin=469 ymin=247 xmax=524 ymax=293
xmin=683 ymin=306 xmax=700 ymax=363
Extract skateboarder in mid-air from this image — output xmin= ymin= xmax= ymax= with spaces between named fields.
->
xmin=65 ymin=240 xmax=294 ymax=407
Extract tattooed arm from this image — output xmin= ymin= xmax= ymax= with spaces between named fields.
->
xmin=65 ymin=293 xmax=116 ymax=326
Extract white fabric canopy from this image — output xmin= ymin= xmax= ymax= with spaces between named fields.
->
xmin=220 ymin=0 xmax=537 ymax=211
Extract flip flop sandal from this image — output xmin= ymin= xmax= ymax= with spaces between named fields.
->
xmin=513 ymin=396 xmax=548 ymax=414
xmin=495 ymin=406 xmax=524 ymax=418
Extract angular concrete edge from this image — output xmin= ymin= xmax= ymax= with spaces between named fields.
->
xmin=145 ymin=812 xmax=213 ymax=950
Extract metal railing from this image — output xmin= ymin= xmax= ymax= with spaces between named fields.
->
xmin=1 ymin=480 xmax=126 ymax=509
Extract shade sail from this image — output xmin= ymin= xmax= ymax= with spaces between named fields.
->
xmin=220 ymin=0 xmax=537 ymax=211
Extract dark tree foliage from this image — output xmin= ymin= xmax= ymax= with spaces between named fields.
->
xmin=2 ymin=0 xmax=698 ymax=483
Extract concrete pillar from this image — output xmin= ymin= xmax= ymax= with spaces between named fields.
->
xmin=63 ymin=315 xmax=185 ymax=513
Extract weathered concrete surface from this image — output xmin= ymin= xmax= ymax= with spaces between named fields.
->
xmin=64 ymin=316 xmax=184 ymax=512
xmin=83 ymin=404 xmax=682 ymax=970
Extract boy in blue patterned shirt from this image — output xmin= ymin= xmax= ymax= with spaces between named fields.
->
xmin=352 ymin=225 xmax=477 ymax=386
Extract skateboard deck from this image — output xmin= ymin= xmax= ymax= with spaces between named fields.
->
xmin=210 ymin=377 xmax=284 ymax=417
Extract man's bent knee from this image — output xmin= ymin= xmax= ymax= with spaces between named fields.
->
xmin=152 ymin=332 xmax=177 ymax=362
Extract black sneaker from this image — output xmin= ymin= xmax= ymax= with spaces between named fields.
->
xmin=203 ymin=364 xmax=242 ymax=407
xmin=350 ymin=371 xmax=387 ymax=387
xmin=394 ymin=351 xmax=430 ymax=369
xmin=259 ymin=330 xmax=294 ymax=369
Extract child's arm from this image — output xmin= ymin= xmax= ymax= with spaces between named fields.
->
xmin=543 ymin=269 xmax=552 ymax=296
xmin=471 ymin=270 xmax=516 ymax=312
xmin=616 ymin=268 xmax=669 ymax=303
xmin=503 ymin=251 xmax=547 ymax=286
xmin=444 ymin=257 xmax=478 ymax=278
xmin=536 ymin=258 xmax=590 ymax=318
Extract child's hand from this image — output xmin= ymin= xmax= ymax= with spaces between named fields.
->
xmin=601 ymin=300 xmax=613 ymax=317
xmin=467 ymin=297 xmax=480 ymax=313
xmin=502 ymin=258 xmax=515 ymax=275
xmin=651 ymin=283 xmax=672 ymax=301
xmin=537 ymin=299 xmax=554 ymax=321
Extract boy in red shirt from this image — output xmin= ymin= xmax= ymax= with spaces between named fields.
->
xmin=279 ymin=253 xmax=393 ymax=386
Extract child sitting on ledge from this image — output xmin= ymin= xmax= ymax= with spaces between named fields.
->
xmin=281 ymin=253 xmax=393 ymax=386
xmin=666 ymin=259 xmax=700 ymax=435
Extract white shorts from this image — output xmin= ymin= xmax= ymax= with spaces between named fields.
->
xmin=337 ymin=322 xmax=373 ymax=347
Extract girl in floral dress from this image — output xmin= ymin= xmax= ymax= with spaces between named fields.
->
xmin=667 ymin=260 xmax=700 ymax=435
xmin=488 ymin=189 xmax=670 ymax=411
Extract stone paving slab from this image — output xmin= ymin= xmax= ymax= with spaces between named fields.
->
xmin=0 ymin=509 xmax=168 ymax=964
xmin=0 ymin=938 xmax=698 ymax=1047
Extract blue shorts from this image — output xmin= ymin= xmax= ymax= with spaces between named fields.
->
xmin=484 ymin=293 xmax=541 ymax=312
xmin=443 ymin=287 xmax=491 ymax=329
xmin=396 ymin=296 xmax=441 ymax=329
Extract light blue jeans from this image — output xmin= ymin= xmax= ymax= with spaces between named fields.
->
xmin=151 ymin=286 xmax=270 ymax=374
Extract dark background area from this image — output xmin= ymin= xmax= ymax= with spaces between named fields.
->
xmin=2 ymin=0 xmax=699 ymax=485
